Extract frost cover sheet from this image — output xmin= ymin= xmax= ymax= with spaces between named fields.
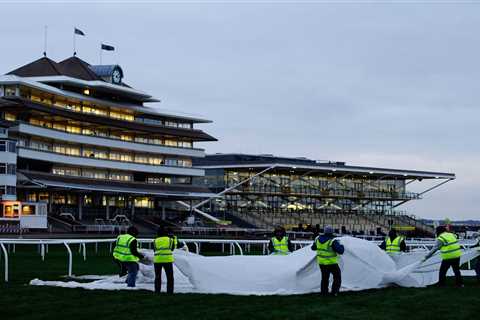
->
xmin=30 ymin=237 xmax=479 ymax=295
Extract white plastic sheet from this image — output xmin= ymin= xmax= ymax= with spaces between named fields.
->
xmin=30 ymin=237 xmax=479 ymax=295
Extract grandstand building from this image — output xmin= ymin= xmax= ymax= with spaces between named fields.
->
xmin=0 ymin=56 xmax=216 ymax=228
xmin=194 ymin=154 xmax=455 ymax=236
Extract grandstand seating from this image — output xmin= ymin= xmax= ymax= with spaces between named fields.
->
xmin=223 ymin=210 xmax=434 ymax=237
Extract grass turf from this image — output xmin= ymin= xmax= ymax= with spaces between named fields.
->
xmin=1 ymin=244 xmax=479 ymax=320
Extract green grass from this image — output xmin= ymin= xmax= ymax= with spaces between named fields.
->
xmin=1 ymin=244 xmax=479 ymax=320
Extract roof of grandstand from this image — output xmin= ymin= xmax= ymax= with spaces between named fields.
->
xmin=194 ymin=153 xmax=455 ymax=180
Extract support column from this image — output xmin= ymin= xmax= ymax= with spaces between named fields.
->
xmin=131 ymin=197 xmax=135 ymax=221
xmin=161 ymin=202 xmax=166 ymax=221
xmin=78 ymin=194 xmax=83 ymax=221
xmin=48 ymin=192 xmax=53 ymax=215
xmin=106 ymin=196 xmax=110 ymax=220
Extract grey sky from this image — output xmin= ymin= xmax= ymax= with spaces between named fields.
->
xmin=1 ymin=1 xmax=478 ymax=220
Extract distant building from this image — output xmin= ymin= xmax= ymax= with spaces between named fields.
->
xmin=194 ymin=153 xmax=455 ymax=236
xmin=0 ymin=56 xmax=216 ymax=224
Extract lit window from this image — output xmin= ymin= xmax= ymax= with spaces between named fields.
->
xmin=4 ymin=113 xmax=16 ymax=121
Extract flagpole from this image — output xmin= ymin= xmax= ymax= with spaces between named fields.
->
xmin=73 ymin=28 xmax=76 ymax=56
xmin=43 ymin=25 xmax=48 ymax=57
xmin=99 ymin=43 xmax=102 ymax=64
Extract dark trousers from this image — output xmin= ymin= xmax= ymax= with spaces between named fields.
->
xmin=124 ymin=262 xmax=139 ymax=288
xmin=319 ymin=264 xmax=341 ymax=295
xmin=114 ymin=258 xmax=128 ymax=277
xmin=154 ymin=263 xmax=174 ymax=294
xmin=439 ymin=257 xmax=463 ymax=286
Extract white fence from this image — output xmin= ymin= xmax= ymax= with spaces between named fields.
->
xmin=0 ymin=237 xmax=477 ymax=283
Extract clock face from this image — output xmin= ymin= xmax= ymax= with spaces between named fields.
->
xmin=112 ymin=69 xmax=122 ymax=84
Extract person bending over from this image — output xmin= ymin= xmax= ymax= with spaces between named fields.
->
xmin=424 ymin=226 xmax=463 ymax=287
xmin=112 ymin=226 xmax=144 ymax=287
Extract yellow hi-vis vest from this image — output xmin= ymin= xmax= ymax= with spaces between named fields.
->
xmin=386 ymin=236 xmax=403 ymax=254
xmin=438 ymin=232 xmax=462 ymax=260
xmin=316 ymin=238 xmax=339 ymax=265
xmin=113 ymin=234 xmax=139 ymax=262
xmin=271 ymin=237 xmax=289 ymax=255
xmin=154 ymin=236 xmax=175 ymax=263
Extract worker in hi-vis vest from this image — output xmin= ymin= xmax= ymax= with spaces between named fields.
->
xmin=154 ymin=226 xmax=178 ymax=294
xmin=112 ymin=226 xmax=144 ymax=287
xmin=424 ymin=226 xmax=463 ymax=287
xmin=379 ymin=229 xmax=407 ymax=255
xmin=268 ymin=226 xmax=294 ymax=255
xmin=311 ymin=225 xmax=344 ymax=296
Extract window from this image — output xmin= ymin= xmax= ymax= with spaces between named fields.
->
xmin=82 ymin=128 xmax=94 ymax=136
xmin=165 ymin=158 xmax=178 ymax=166
xmin=178 ymin=122 xmax=192 ymax=129
xmin=83 ymin=104 xmax=108 ymax=117
xmin=110 ymin=152 xmax=133 ymax=162
xmin=178 ymin=141 xmax=193 ymax=148
xmin=7 ymin=164 xmax=16 ymax=175
xmin=165 ymin=140 xmax=178 ymax=147
xmin=53 ymin=145 xmax=80 ymax=156
xmin=53 ymin=123 xmax=66 ymax=131
xmin=120 ymin=134 xmax=133 ymax=142
xmin=4 ymin=86 xmax=16 ymax=96
xmin=165 ymin=121 xmax=178 ymax=128
xmin=4 ymin=113 xmax=16 ymax=121
xmin=109 ymin=172 xmax=133 ymax=181
xmin=134 ymin=197 xmax=154 ymax=208
xmin=110 ymin=111 xmax=134 ymax=121
xmin=178 ymin=159 xmax=192 ymax=167
xmin=7 ymin=141 xmax=16 ymax=153
xmin=52 ymin=167 xmax=80 ymax=177
xmin=17 ymin=139 xmax=26 ymax=147
xmin=30 ymin=140 xmax=51 ymax=151
xmin=6 ymin=186 xmax=16 ymax=195
xmin=175 ymin=177 xmax=191 ymax=184
xmin=134 ymin=155 xmax=149 ymax=164
xmin=148 ymin=156 xmax=163 ymax=165
xmin=82 ymin=170 xmax=107 ymax=179
xmin=66 ymin=126 xmax=81 ymax=134
xmin=30 ymin=118 xmax=52 ymax=128
xmin=0 ymin=141 xmax=5 ymax=152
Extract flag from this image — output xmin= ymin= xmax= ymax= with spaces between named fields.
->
xmin=101 ymin=43 xmax=115 ymax=51
xmin=74 ymin=28 xmax=85 ymax=36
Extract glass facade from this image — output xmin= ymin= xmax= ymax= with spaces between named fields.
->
xmin=198 ymin=169 xmax=417 ymax=215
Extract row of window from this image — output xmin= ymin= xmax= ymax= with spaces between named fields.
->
xmin=28 ymin=118 xmax=194 ymax=148
xmin=2 ymin=85 xmax=194 ymax=130
xmin=52 ymin=167 xmax=133 ymax=181
xmin=51 ymin=166 xmax=192 ymax=185
xmin=0 ymin=163 xmax=16 ymax=175
xmin=25 ymin=193 xmax=155 ymax=208
xmin=0 ymin=140 xmax=16 ymax=153
xmin=18 ymin=138 xmax=193 ymax=167
xmin=0 ymin=185 xmax=16 ymax=195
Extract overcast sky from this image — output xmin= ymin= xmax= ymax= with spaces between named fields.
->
xmin=1 ymin=1 xmax=478 ymax=220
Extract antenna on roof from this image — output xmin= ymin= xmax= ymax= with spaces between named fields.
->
xmin=43 ymin=25 xmax=48 ymax=57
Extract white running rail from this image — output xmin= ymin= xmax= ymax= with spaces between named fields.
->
xmin=0 ymin=238 xmax=476 ymax=282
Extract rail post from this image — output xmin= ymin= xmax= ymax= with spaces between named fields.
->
xmin=0 ymin=243 xmax=8 ymax=282
xmin=63 ymin=242 xmax=73 ymax=277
